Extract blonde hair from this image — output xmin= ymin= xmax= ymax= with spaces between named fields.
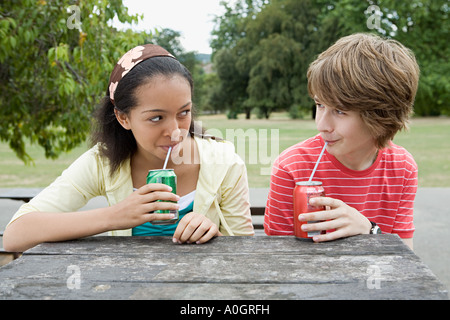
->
xmin=307 ymin=33 xmax=420 ymax=149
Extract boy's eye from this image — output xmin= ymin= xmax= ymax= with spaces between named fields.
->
xmin=315 ymin=102 xmax=346 ymax=115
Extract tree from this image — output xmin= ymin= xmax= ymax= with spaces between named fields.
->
xmin=380 ymin=0 xmax=449 ymax=116
xmin=149 ymin=28 xmax=198 ymax=75
xmin=211 ymin=0 xmax=343 ymax=119
xmin=242 ymin=0 xmax=331 ymax=118
xmin=210 ymin=0 xmax=268 ymax=119
xmin=211 ymin=0 xmax=448 ymax=119
xmin=0 ymin=0 xmax=149 ymax=162
xmin=211 ymin=0 xmax=267 ymax=56
xmin=210 ymin=48 xmax=249 ymax=119
xmin=315 ymin=0 xmax=449 ymax=116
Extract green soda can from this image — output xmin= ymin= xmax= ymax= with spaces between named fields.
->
xmin=146 ymin=169 xmax=178 ymax=225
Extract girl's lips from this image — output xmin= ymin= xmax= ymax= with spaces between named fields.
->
xmin=161 ymin=143 xmax=180 ymax=152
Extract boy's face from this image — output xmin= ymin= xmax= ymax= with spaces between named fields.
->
xmin=314 ymin=97 xmax=378 ymax=170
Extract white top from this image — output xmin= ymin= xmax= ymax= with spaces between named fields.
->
xmin=178 ymin=190 xmax=196 ymax=210
xmin=132 ymin=188 xmax=196 ymax=211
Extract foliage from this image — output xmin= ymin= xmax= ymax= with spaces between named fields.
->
xmin=149 ymin=28 xmax=199 ymax=76
xmin=386 ymin=0 xmax=449 ymax=116
xmin=148 ymin=27 xmax=208 ymax=112
xmin=0 ymin=0 xmax=149 ymax=162
xmin=210 ymin=0 xmax=449 ymax=118
xmin=328 ymin=0 xmax=450 ymax=116
xmin=210 ymin=0 xmax=345 ymax=119
xmin=210 ymin=0 xmax=263 ymax=119
xmin=1 ymin=0 xmax=448 ymax=162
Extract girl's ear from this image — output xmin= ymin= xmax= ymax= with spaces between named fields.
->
xmin=114 ymin=108 xmax=131 ymax=130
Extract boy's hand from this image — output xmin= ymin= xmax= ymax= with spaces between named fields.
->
xmin=297 ymin=196 xmax=372 ymax=242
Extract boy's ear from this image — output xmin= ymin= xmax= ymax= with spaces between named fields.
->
xmin=114 ymin=108 xmax=131 ymax=130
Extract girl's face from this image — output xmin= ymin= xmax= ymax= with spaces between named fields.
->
xmin=115 ymin=74 xmax=192 ymax=163
xmin=314 ymin=97 xmax=378 ymax=170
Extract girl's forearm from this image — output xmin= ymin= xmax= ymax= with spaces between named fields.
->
xmin=2 ymin=207 xmax=116 ymax=252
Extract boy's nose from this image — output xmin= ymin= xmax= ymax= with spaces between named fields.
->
xmin=315 ymin=111 xmax=333 ymax=133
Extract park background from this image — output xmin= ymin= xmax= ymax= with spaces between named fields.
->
xmin=1 ymin=0 xmax=449 ymax=293
xmin=0 ymin=0 xmax=448 ymax=187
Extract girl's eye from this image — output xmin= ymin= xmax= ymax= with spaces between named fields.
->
xmin=315 ymin=103 xmax=324 ymax=109
xmin=179 ymin=110 xmax=191 ymax=117
xmin=335 ymin=109 xmax=346 ymax=115
xmin=149 ymin=116 xmax=162 ymax=122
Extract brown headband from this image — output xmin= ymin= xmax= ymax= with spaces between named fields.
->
xmin=108 ymin=44 xmax=176 ymax=105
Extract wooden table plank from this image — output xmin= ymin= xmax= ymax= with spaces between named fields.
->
xmin=1 ymin=235 xmax=447 ymax=300
xmin=25 ymin=234 xmax=412 ymax=256
xmin=0 ymin=253 xmax=446 ymax=300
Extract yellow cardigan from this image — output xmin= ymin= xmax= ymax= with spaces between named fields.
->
xmin=8 ymin=136 xmax=254 ymax=236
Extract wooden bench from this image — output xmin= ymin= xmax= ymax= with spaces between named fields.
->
xmin=0 ymin=188 xmax=42 ymax=202
xmin=249 ymin=188 xmax=268 ymax=230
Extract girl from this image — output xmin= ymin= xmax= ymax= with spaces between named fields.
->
xmin=4 ymin=44 xmax=254 ymax=252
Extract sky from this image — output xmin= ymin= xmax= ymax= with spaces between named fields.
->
xmin=114 ymin=0 xmax=234 ymax=54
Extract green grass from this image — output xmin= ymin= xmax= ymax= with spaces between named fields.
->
xmin=1 ymin=114 xmax=449 ymax=188
xmin=0 ymin=140 xmax=89 ymax=188
xmin=393 ymin=117 xmax=450 ymax=188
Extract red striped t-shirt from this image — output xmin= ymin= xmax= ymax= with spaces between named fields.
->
xmin=264 ymin=134 xmax=417 ymax=238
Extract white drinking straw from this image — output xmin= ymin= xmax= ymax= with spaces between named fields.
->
xmin=308 ymin=142 xmax=328 ymax=182
xmin=163 ymin=147 xmax=172 ymax=170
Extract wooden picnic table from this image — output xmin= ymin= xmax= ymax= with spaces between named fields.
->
xmin=0 ymin=234 xmax=447 ymax=300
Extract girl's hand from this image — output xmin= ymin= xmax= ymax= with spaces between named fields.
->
xmin=110 ymin=183 xmax=180 ymax=230
xmin=173 ymin=212 xmax=221 ymax=244
xmin=298 ymin=197 xmax=372 ymax=242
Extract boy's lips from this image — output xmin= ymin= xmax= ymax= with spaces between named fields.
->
xmin=323 ymin=139 xmax=339 ymax=146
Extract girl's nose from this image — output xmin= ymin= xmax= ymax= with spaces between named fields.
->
xmin=163 ymin=117 xmax=179 ymax=137
xmin=171 ymin=128 xmax=181 ymax=142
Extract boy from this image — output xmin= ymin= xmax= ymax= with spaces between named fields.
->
xmin=264 ymin=33 xmax=419 ymax=250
